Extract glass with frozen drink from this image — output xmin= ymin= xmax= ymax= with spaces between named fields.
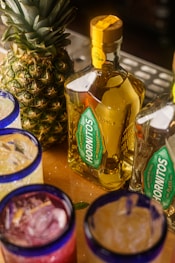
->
xmin=0 ymin=184 xmax=77 ymax=263
xmin=0 ymin=128 xmax=43 ymax=200
xmin=84 ymin=190 xmax=167 ymax=263
xmin=0 ymin=90 xmax=21 ymax=128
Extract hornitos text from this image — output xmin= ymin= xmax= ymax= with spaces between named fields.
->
xmin=85 ymin=118 xmax=94 ymax=164
xmin=152 ymin=157 xmax=168 ymax=202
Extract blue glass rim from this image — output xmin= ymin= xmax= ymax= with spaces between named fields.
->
xmin=0 ymin=128 xmax=42 ymax=182
xmin=0 ymin=90 xmax=20 ymax=128
xmin=0 ymin=184 xmax=76 ymax=257
xmin=84 ymin=189 xmax=168 ymax=263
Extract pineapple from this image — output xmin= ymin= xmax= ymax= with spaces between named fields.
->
xmin=0 ymin=0 xmax=76 ymax=149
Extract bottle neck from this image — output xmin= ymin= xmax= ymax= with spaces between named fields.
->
xmin=91 ymin=37 xmax=122 ymax=69
xmin=171 ymin=52 xmax=175 ymax=102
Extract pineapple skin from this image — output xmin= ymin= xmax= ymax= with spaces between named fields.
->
xmin=0 ymin=47 xmax=74 ymax=150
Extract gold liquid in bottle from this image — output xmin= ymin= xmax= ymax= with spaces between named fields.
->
xmin=130 ymin=52 xmax=175 ymax=231
xmin=65 ymin=15 xmax=145 ymax=190
xmin=129 ymin=93 xmax=175 ymax=231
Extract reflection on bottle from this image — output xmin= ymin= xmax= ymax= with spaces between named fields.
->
xmin=130 ymin=95 xmax=175 ymax=232
xmin=65 ymin=15 xmax=145 ymax=190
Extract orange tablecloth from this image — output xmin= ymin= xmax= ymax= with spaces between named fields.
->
xmin=0 ymin=142 xmax=175 ymax=262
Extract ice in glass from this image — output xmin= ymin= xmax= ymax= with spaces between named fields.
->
xmin=84 ymin=190 xmax=167 ymax=263
xmin=0 ymin=128 xmax=43 ymax=200
xmin=0 ymin=90 xmax=21 ymax=128
xmin=0 ymin=184 xmax=77 ymax=263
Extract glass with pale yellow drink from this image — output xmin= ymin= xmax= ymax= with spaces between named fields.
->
xmin=0 ymin=90 xmax=21 ymax=128
xmin=0 ymin=128 xmax=43 ymax=200
xmin=84 ymin=190 xmax=167 ymax=263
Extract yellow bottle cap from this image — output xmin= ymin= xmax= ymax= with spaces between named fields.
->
xmin=90 ymin=15 xmax=123 ymax=44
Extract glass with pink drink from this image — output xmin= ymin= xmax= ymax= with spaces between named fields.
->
xmin=0 ymin=184 xmax=77 ymax=263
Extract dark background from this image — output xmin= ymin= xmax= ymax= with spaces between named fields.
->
xmin=69 ymin=0 xmax=175 ymax=70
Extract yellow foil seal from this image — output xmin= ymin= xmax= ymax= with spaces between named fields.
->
xmin=91 ymin=15 xmax=122 ymax=68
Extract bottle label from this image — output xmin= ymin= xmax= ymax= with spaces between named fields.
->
xmin=76 ymin=107 xmax=104 ymax=168
xmin=144 ymin=146 xmax=175 ymax=209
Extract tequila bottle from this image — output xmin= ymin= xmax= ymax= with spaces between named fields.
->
xmin=130 ymin=52 xmax=175 ymax=231
xmin=129 ymin=96 xmax=175 ymax=231
xmin=65 ymin=15 xmax=145 ymax=190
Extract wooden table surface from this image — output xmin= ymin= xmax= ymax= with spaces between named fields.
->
xmin=0 ymin=142 xmax=175 ymax=262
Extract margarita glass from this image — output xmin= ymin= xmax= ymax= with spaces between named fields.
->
xmin=0 ymin=90 xmax=21 ymax=128
xmin=0 ymin=184 xmax=77 ymax=263
xmin=84 ymin=190 xmax=167 ymax=263
xmin=0 ymin=128 xmax=43 ymax=200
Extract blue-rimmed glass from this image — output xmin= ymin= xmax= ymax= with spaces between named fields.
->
xmin=0 ymin=128 xmax=43 ymax=200
xmin=84 ymin=189 xmax=167 ymax=263
xmin=0 ymin=90 xmax=21 ymax=128
xmin=0 ymin=184 xmax=77 ymax=263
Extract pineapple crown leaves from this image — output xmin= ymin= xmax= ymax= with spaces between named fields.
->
xmin=0 ymin=0 xmax=77 ymax=55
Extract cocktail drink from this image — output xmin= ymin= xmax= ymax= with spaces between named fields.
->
xmin=0 ymin=184 xmax=77 ymax=263
xmin=0 ymin=128 xmax=43 ymax=200
xmin=84 ymin=190 xmax=167 ymax=263
xmin=0 ymin=90 xmax=21 ymax=128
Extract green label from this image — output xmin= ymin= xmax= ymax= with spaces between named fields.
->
xmin=76 ymin=107 xmax=104 ymax=168
xmin=144 ymin=146 xmax=175 ymax=209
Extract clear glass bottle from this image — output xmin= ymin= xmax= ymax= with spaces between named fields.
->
xmin=172 ymin=52 xmax=175 ymax=101
xmin=65 ymin=15 xmax=145 ymax=190
xmin=129 ymin=53 xmax=175 ymax=232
